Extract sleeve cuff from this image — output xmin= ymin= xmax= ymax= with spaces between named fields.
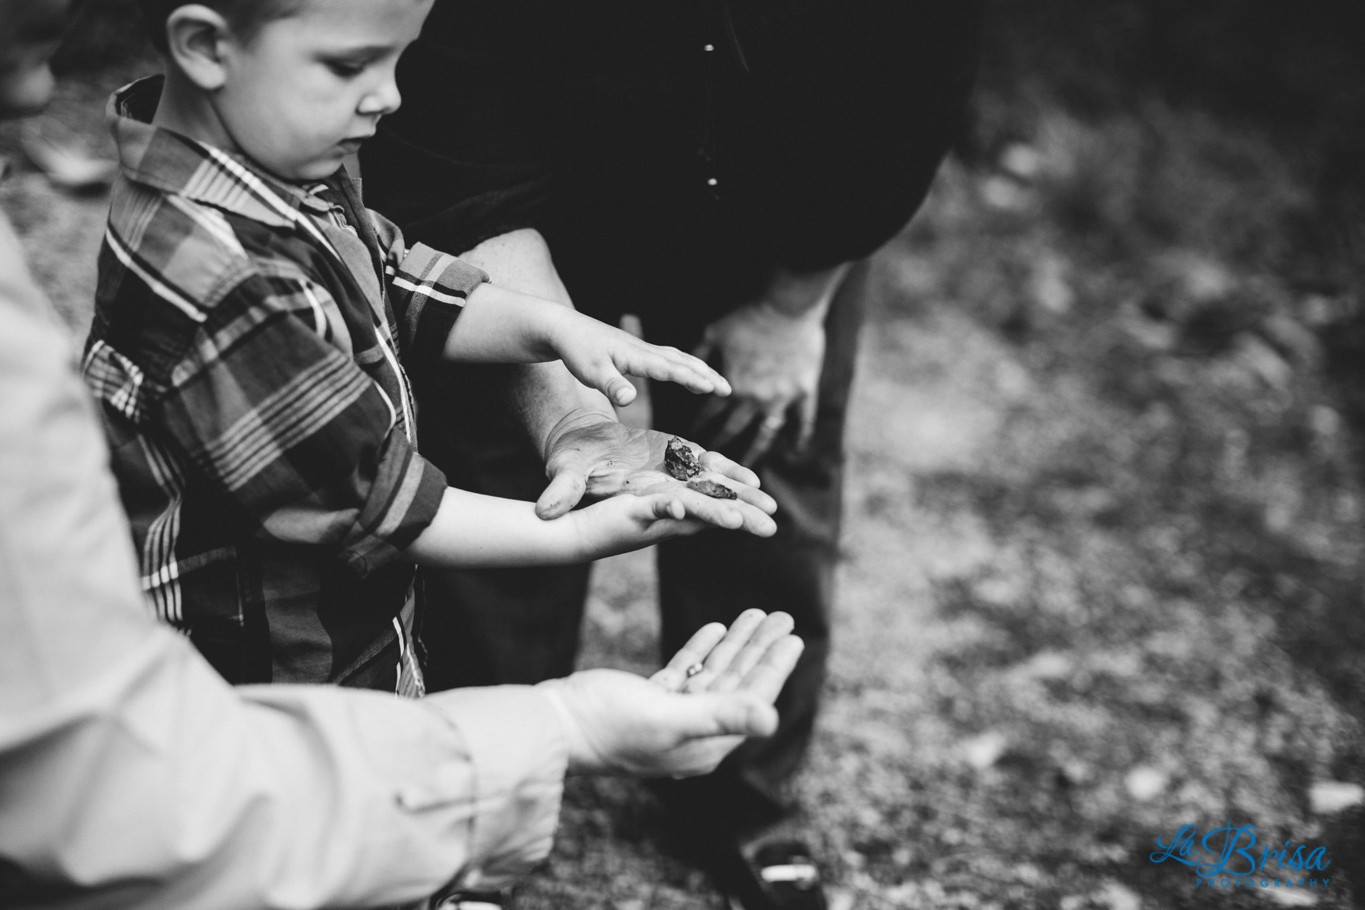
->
xmin=426 ymin=686 xmax=569 ymax=890
xmin=392 ymin=244 xmax=490 ymax=377
xmin=401 ymin=243 xmax=491 ymax=298
xmin=341 ymin=447 xmax=447 ymax=577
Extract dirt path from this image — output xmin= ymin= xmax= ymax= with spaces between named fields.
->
xmin=520 ymin=154 xmax=1365 ymax=908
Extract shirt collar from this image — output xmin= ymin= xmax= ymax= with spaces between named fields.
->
xmin=107 ymin=76 xmax=336 ymax=230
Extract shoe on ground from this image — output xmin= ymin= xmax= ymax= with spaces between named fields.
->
xmin=430 ymin=890 xmax=510 ymax=910
xmin=717 ymin=839 xmax=828 ymax=910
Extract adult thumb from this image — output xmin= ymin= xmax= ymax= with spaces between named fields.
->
xmin=535 ymin=464 xmax=588 ymax=519
xmin=675 ymin=692 xmax=779 ymax=740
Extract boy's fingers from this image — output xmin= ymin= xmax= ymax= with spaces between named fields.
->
xmin=682 ymin=608 xmax=767 ymax=692
xmin=739 ymin=635 xmax=805 ymax=704
xmin=707 ymin=611 xmax=797 ymax=694
xmin=672 ymin=349 xmax=731 ymax=396
xmin=599 ymin=365 xmax=636 ymax=405
xmin=647 ymin=495 xmax=686 ymax=521
xmin=625 ymin=349 xmax=722 ymax=395
xmin=651 ymin=621 xmax=728 ymax=691
xmin=570 ymin=356 xmax=637 ymax=406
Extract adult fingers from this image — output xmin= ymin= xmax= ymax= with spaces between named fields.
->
xmin=627 ymin=473 xmax=776 ymax=534
xmin=651 ymin=621 xmax=728 ymax=691
xmin=703 ymin=611 xmax=797 ymax=694
xmin=680 ymin=609 xmax=767 ymax=693
xmin=692 ymin=392 xmax=732 ymax=434
xmin=697 ymin=449 xmax=762 ymax=490
xmin=671 ymin=486 xmax=777 ymax=536
xmin=690 ymin=470 xmax=778 ymax=517
xmin=741 ymin=409 xmax=786 ymax=466
xmin=724 ymin=480 xmax=779 ymax=516
xmin=712 ymin=399 xmax=763 ymax=451
xmin=739 ymin=634 xmax=806 ymax=704
xmin=795 ymin=393 xmax=819 ymax=453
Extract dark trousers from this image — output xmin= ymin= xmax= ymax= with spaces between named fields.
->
xmin=415 ymin=259 xmax=871 ymax=838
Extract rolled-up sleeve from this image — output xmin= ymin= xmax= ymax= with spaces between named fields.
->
xmin=1 ymin=231 xmax=568 ymax=908
xmin=157 ymin=269 xmax=445 ymax=574
xmin=363 ymin=204 xmax=491 ymax=391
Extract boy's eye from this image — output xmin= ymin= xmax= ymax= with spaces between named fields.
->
xmin=324 ymin=59 xmax=367 ymax=78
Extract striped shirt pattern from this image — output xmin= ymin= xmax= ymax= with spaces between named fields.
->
xmin=84 ymin=78 xmax=488 ymax=691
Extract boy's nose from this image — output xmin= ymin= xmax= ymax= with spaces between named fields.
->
xmin=361 ymin=78 xmax=402 ymax=117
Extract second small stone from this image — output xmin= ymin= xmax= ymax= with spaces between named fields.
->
xmin=686 ymin=479 xmax=738 ymax=500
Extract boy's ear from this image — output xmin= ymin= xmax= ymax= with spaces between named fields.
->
xmin=165 ymin=4 xmax=232 ymax=90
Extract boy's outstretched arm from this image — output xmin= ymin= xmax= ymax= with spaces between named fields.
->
xmin=402 ymin=480 xmax=771 ymax=570
xmin=441 ymin=281 xmax=731 ymax=406
xmin=375 ymin=215 xmax=726 ymax=406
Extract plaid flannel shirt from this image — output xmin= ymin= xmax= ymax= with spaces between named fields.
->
xmin=84 ymin=77 xmax=488 ymax=690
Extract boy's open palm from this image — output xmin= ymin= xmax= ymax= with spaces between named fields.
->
xmin=570 ymin=492 xmax=708 ymax=557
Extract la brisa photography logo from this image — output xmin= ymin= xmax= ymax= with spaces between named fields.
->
xmin=1149 ymin=821 xmax=1332 ymax=892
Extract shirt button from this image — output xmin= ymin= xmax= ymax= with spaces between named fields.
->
xmin=706 ymin=177 xmax=719 ymax=187
xmin=704 ymin=43 xmax=716 ymax=52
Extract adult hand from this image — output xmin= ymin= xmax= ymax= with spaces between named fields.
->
xmin=650 ymin=609 xmax=797 ymax=694
xmin=535 ymin=409 xmax=778 ymax=537
xmin=692 ymin=264 xmax=851 ymax=465
xmin=538 ymin=611 xmax=803 ymax=777
xmin=692 ymin=300 xmax=826 ymax=465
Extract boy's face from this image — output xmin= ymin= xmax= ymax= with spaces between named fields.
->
xmin=0 ymin=0 xmax=71 ymax=119
xmin=214 ymin=0 xmax=433 ymax=182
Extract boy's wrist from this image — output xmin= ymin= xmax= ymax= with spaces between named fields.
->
xmin=558 ymin=506 xmax=595 ymax=562
xmin=535 ymin=298 xmax=577 ymax=362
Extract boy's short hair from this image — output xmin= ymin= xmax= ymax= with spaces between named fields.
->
xmin=137 ymin=0 xmax=304 ymax=52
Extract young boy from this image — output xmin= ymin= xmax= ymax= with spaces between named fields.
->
xmin=85 ymin=0 xmax=768 ymax=694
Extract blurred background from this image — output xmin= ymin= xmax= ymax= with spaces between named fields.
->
xmin=3 ymin=2 xmax=1363 ymax=907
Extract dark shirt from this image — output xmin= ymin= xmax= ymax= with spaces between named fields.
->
xmin=365 ymin=0 xmax=983 ymax=319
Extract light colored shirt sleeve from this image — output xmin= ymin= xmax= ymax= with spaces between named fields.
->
xmin=0 ymin=212 xmax=567 ymax=910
